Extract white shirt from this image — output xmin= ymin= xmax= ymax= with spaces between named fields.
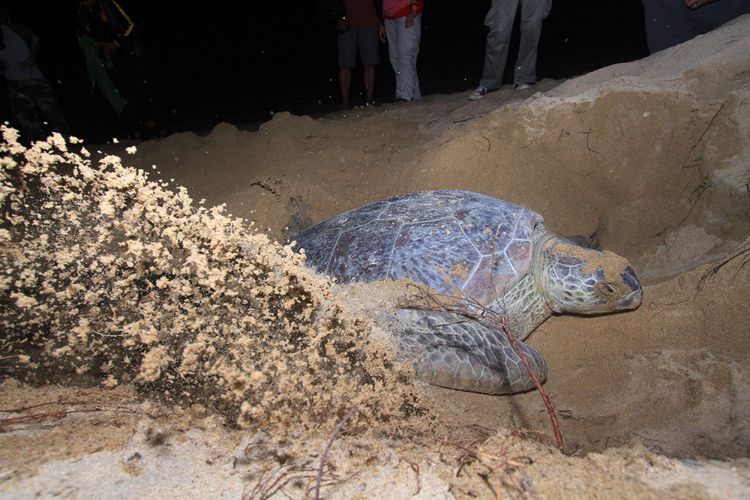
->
xmin=0 ymin=25 xmax=44 ymax=81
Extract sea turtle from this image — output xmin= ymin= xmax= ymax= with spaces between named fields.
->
xmin=294 ymin=190 xmax=642 ymax=394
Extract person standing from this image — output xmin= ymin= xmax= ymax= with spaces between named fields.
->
xmin=0 ymin=3 xmax=69 ymax=142
xmin=337 ymin=0 xmax=384 ymax=109
xmin=382 ymin=0 xmax=423 ymax=102
xmin=469 ymin=0 xmax=552 ymax=100
xmin=76 ymin=0 xmax=160 ymax=136
xmin=642 ymin=0 xmax=750 ymax=53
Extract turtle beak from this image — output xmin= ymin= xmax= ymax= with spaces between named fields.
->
xmin=617 ymin=266 xmax=643 ymax=309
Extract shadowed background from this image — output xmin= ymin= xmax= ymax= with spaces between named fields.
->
xmin=0 ymin=1 xmax=647 ymax=141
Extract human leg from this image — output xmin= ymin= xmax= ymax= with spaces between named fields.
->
xmin=408 ymin=15 xmax=422 ymax=100
xmin=337 ymin=28 xmax=358 ymax=108
xmin=479 ymin=0 xmax=519 ymax=91
xmin=32 ymin=79 xmax=70 ymax=136
xmin=363 ymin=64 xmax=375 ymax=103
xmin=513 ymin=0 xmax=550 ymax=85
xmin=6 ymin=80 xmax=45 ymax=142
xmin=358 ymin=26 xmax=380 ymax=104
xmin=384 ymin=19 xmax=400 ymax=96
xmin=386 ymin=16 xmax=421 ymax=101
xmin=339 ymin=66 xmax=352 ymax=108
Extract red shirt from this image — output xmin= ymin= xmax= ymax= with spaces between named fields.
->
xmin=343 ymin=0 xmax=380 ymax=27
xmin=383 ymin=0 xmax=424 ymax=19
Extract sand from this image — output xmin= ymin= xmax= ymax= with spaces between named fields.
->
xmin=1 ymin=14 xmax=749 ymax=499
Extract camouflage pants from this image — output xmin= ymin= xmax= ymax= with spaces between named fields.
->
xmin=6 ymin=78 xmax=69 ymax=142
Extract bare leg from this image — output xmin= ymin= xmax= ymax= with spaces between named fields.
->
xmin=363 ymin=64 xmax=375 ymax=103
xmin=339 ymin=66 xmax=352 ymax=109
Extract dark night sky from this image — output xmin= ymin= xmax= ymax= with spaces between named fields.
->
xmin=1 ymin=1 xmax=648 ymax=142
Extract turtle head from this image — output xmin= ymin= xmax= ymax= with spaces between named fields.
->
xmin=536 ymin=237 xmax=643 ymax=315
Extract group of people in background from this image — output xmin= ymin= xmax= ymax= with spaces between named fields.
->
xmin=335 ymin=0 xmax=424 ymax=109
xmin=336 ymin=0 xmax=750 ymax=108
xmin=333 ymin=0 xmax=553 ymax=108
xmin=0 ymin=0 xmax=159 ymax=144
xmin=1 ymin=0 xmax=749 ymax=143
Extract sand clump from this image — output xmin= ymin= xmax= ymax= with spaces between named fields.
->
xmin=0 ymin=127 xmax=418 ymax=438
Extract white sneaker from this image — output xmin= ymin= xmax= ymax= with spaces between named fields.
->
xmin=513 ymin=82 xmax=533 ymax=91
xmin=469 ymin=86 xmax=489 ymax=100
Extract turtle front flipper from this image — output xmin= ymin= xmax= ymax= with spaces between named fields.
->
xmin=386 ymin=309 xmax=547 ymax=394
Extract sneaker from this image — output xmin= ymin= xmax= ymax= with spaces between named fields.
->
xmin=469 ymin=86 xmax=488 ymax=100
xmin=513 ymin=82 xmax=533 ymax=91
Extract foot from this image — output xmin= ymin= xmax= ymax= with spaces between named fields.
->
xmin=513 ymin=82 xmax=534 ymax=91
xmin=468 ymin=86 xmax=489 ymax=101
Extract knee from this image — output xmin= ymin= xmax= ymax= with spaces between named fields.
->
xmin=487 ymin=28 xmax=512 ymax=45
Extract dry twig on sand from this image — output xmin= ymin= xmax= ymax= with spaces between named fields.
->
xmin=242 ymin=463 xmax=318 ymax=500
xmin=0 ymin=406 xmax=138 ymax=429
xmin=314 ymin=406 xmax=359 ymax=500
xmin=404 ymin=284 xmax=564 ymax=451
xmin=499 ymin=317 xmax=564 ymax=451
xmin=697 ymin=242 xmax=750 ymax=291
xmin=406 ymin=460 xmax=421 ymax=496
xmin=479 ymin=432 xmax=535 ymax=498
xmin=439 ymin=429 xmax=536 ymax=497
xmin=0 ymin=391 xmax=161 ymax=431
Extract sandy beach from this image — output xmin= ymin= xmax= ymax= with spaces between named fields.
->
xmin=1 ymin=14 xmax=749 ymax=499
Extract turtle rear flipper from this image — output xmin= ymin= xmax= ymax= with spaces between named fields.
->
xmin=389 ymin=309 xmax=547 ymax=395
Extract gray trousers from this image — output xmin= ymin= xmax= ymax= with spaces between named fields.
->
xmin=479 ymin=0 xmax=552 ymax=90
xmin=385 ymin=14 xmax=422 ymax=101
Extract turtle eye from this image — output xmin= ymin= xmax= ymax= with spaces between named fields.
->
xmin=596 ymin=282 xmax=616 ymax=296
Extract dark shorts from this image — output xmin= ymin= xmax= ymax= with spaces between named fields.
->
xmin=642 ymin=0 xmax=750 ymax=53
xmin=337 ymin=25 xmax=379 ymax=67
